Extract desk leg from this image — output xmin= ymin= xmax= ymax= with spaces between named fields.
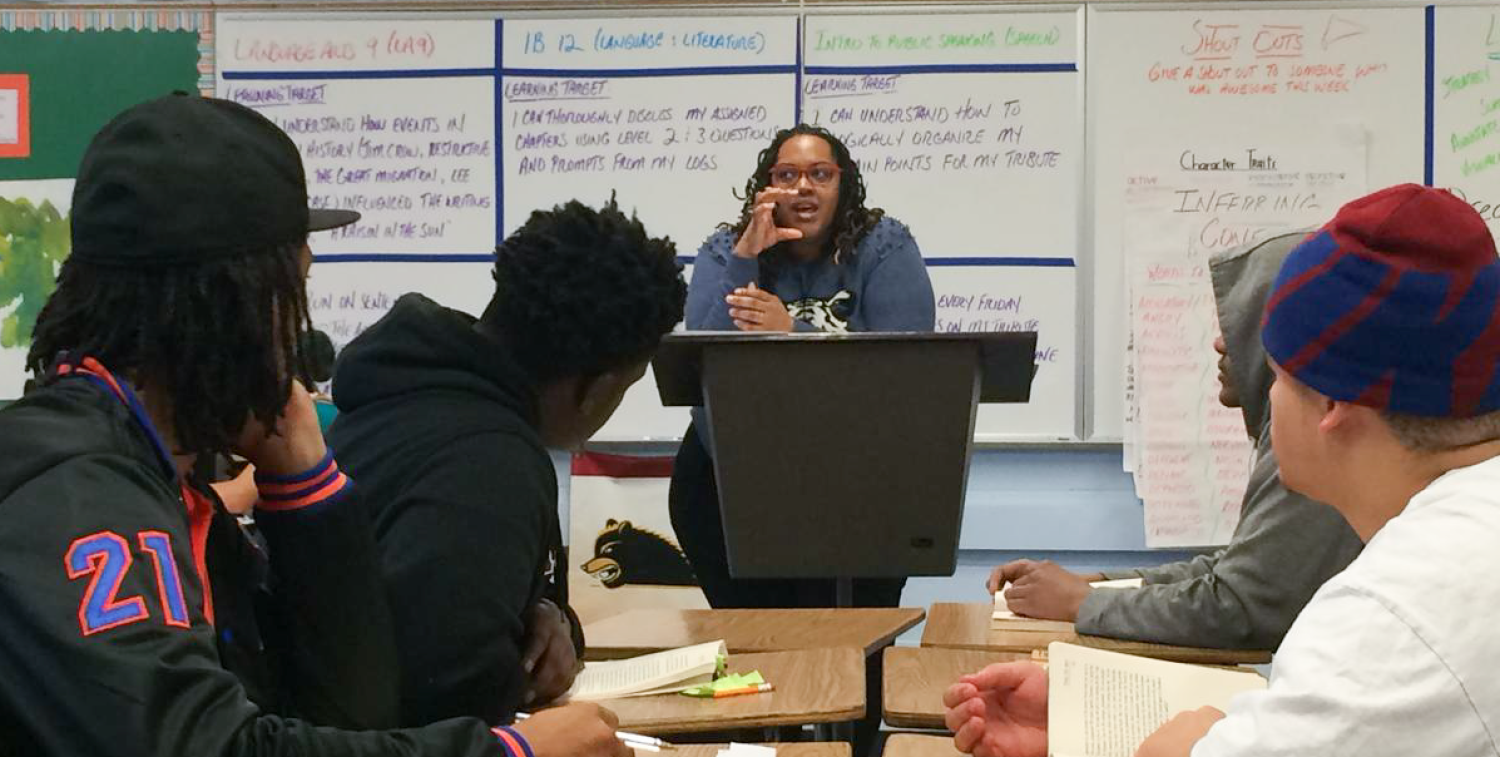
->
xmin=764 ymin=726 xmax=801 ymax=742
xmin=812 ymin=722 xmax=854 ymax=742
xmin=834 ymin=577 xmax=853 ymax=608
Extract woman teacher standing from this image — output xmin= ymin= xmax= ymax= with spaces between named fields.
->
xmin=670 ymin=124 xmax=936 ymax=610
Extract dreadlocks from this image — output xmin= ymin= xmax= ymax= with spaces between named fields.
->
xmin=27 ymin=243 xmax=311 ymax=457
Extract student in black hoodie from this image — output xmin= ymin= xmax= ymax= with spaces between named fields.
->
xmin=0 ymin=93 xmax=629 ymax=757
xmin=328 ymin=198 xmax=687 ymax=726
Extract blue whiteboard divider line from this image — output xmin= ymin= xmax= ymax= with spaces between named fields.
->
xmin=314 ymin=254 xmax=494 ymax=263
xmin=1424 ymin=5 xmax=1435 ymax=186
xmin=495 ymin=18 xmax=505 ymax=242
xmin=794 ymin=17 xmax=804 ymax=123
xmin=804 ymin=63 xmax=1076 ymax=76
xmin=672 ymin=256 xmax=1076 ymax=267
xmin=222 ymin=68 xmax=494 ymax=80
xmin=926 ymin=257 xmax=1075 ymax=267
xmin=500 ymin=65 xmax=797 ymax=78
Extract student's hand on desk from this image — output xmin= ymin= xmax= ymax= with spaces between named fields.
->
xmin=944 ymin=661 xmax=1049 ymax=757
xmin=986 ymin=563 xmax=1102 ymax=594
xmin=1134 ymin=706 xmax=1224 ymax=757
xmin=732 ymin=188 xmax=804 ymax=259
xmin=994 ymin=560 xmax=1093 ymax=622
xmin=727 ymin=283 xmax=795 ymax=332
xmin=513 ymin=702 xmax=631 ymax=757
xmin=523 ymin=600 xmax=582 ymax=705
xmin=234 ymin=382 xmax=329 ymax=477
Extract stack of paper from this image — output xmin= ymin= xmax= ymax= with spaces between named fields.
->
xmin=1089 ymin=578 xmax=1144 ymax=590
xmin=715 ymin=744 xmax=776 ymax=757
xmin=1118 ymin=129 xmax=1368 ymax=549
xmin=567 ymin=640 xmax=726 ymax=701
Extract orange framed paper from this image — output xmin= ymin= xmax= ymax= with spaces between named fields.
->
xmin=0 ymin=74 xmax=30 ymax=158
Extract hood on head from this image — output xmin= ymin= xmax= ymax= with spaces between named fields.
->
xmin=1208 ymin=230 xmax=1313 ymax=438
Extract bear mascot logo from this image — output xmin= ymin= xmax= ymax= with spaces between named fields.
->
xmin=581 ymin=519 xmax=697 ymax=588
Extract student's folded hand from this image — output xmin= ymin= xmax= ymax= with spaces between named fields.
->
xmin=944 ymin=661 xmax=1049 ymax=757
xmin=994 ymin=560 xmax=1094 ymax=622
xmin=986 ymin=561 xmax=1102 ymax=595
xmin=522 ymin=600 xmax=582 ymax=705
xmin=210 ymin=463 xmax=258 ymax=516
xmin=234 ymin=382 xmax=329 ymax=477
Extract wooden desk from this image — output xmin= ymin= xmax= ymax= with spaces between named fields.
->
xmin=637 ymin=745 xmax=850 ymax=757
xmin=919 ymin=603 xmax=1272 ymax=665
xmin=585 ymin=608 xmax=926 ymax=660
xmin=881 ymin=734 xmax=963 ymax=757
xmin=882 ymin=647 xmax=1031 ymax=730
xmin=604 ymin=648 xmax=865 ymax=735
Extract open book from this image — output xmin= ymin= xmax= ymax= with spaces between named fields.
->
xmin=1046 ymin=642 xmax=1265 ymax=757
xmin=992 ymin=578 xmax=1143 ymax=632
xmin=566 ymin=640 xmax=726 ymax=701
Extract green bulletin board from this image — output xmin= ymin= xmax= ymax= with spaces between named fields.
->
xmin=1 ymin=19 xmax=205 ymax=397
xmin=0 ymin=28 xmax=201 ymax=180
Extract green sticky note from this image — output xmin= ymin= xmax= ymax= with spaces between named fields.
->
xmin=679 ymin=670 xmax=766 ymax=698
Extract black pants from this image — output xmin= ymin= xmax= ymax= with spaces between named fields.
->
xmin=669 ymin=423 xmax=903 ymax=756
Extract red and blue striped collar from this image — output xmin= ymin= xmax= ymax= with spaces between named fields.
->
xmin=51 ymin=355 xmax=178 ymax=480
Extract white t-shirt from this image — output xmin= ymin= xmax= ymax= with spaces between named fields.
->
xmin=1193 ymin=455 xmax=1500 ymax=757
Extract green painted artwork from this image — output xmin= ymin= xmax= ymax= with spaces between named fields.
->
xmin=0 ymin=196 xmax=69 ymax=348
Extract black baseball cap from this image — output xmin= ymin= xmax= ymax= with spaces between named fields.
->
xmin=70 ymin=92 xmax=359 ymax=267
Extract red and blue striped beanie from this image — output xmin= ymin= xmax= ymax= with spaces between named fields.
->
xmin=1262 ymin=184 xmax=1500 ymax=418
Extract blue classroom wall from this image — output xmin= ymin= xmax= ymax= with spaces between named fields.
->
xmin=555 ymin=445 xmax=1200 ymax=641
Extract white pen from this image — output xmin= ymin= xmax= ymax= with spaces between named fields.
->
xmin=513 ymin=711 xmax=674 ymax=751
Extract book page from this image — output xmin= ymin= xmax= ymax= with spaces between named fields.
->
xmin=567 ymin=640 xmax=726 ymax=701
xmin=1046 ymin=642 xmax=1264 ymax=757
xmin=611 ymin=672 xmax=716 ymax=699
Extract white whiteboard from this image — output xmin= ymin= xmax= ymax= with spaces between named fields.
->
xmin=215 ymin=9 xmax=1086 ymax=442
xmin=1087 ymin=4 xmax=1427 ymax=439
xmin=498 ymin=15 xmax=799 ymax=441
xmin=497 ymin=15 xmax=800 ymax=251
xmin=1432 ymin=4 xmax=1500 ymax=243
xmin=802 ymin=9 xmax=1085 ymax=440
xmin=217 ymin=19 xmax=499 ymax=258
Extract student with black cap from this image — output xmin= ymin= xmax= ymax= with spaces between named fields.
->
xmin=0 ymin=92 xmax=628 ymax=757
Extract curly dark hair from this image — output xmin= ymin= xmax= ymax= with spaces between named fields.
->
xmin=724 ymin=123 xmax=885 ymax=280
xmin=482 ymin=197 xmax=686 ymax=383
xmin=27 ymin=244 xmax=310 ymax=457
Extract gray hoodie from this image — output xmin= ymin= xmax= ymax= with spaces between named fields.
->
xmin=1074 ymin=232 xmax=1365 ymax=650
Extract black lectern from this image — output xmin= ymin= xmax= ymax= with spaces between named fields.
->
xmin=654 ymin=331 xmax=1037 ymax=604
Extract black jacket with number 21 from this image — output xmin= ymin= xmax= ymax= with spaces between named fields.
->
xmin=0 ymin=357 xmax=520 ymax=757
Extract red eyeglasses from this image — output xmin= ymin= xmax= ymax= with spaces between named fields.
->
xmin=768 ymin=162 xmax=841 ymax=188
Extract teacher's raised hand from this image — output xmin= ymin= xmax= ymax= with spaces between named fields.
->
xmin=732 ymin=187 xmax=804 ymax=259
